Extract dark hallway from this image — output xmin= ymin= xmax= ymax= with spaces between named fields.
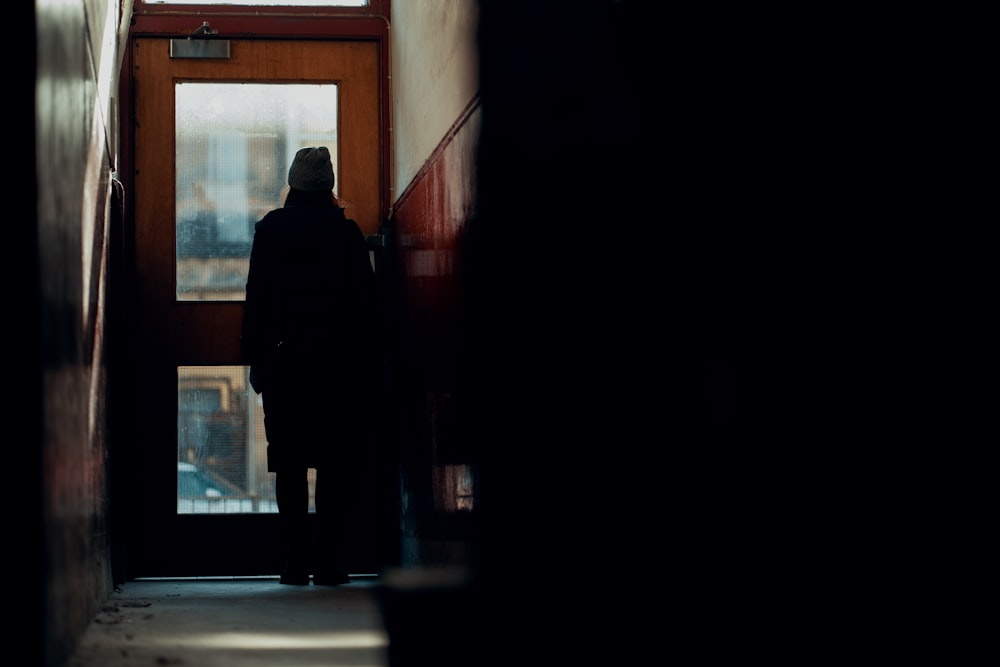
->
xmin=29 ymin=2 xmax=1000 ymax=665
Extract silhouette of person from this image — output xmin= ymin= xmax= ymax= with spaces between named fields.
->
xmin=241 ymin=146 xmax=376 ymax=585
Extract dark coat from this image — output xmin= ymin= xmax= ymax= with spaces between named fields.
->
xmin=241 ymin=192 xmax=376 ymax=471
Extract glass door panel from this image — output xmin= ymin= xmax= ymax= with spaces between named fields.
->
xmin=175 ymin=83 xmax=339 ymax=301
xmin=176 ymin=365 xmax=318 ymax=514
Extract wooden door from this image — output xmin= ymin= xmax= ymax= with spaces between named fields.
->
xmin=125 ymin=37 xmax=391 ymax=577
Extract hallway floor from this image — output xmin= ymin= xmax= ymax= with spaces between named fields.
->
xmin=66 ymin=577 xmax=390 ymax=667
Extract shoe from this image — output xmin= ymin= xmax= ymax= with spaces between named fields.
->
xmin=313 ymin=567 xmax=350 ymax=586
xmin=280 ymin=560 xmax=310 ymax=586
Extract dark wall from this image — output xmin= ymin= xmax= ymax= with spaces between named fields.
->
xmin=474 ymin=0 xmax=997 ymax=658
xmin=386 ymin=102 xmax=481 ymax=567
xmin=14 ymin=2 xmax=42 ymax=664
xmin=33 ymin=2 xmax=119 ymax=665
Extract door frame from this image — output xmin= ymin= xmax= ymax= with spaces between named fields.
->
xmin=114 ymin=15 xmax=393 ymax=580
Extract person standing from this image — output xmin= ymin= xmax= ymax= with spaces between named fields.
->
xmin=241 ymin=146 xmax=377 ymax=585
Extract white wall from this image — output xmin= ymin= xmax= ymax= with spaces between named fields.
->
xmin=389 ymin=0 xmax=479 ymax=205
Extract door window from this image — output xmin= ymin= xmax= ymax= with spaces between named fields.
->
xmin=175 ymin=82 xmax=339 ymax=301
xmin=177 ymin=365 xmax=301 ymax=514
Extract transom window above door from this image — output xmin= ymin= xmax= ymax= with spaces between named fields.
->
xmin=144 ymin=1 xmax=367 ymax=6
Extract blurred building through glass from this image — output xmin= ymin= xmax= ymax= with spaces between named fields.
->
xmin=178 ymin=365 xmax=319 ymax=514
xmin=175 ymin=82 xmax=339 ymax=301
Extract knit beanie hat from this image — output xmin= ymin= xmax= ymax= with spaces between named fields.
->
xmin=287 ymin=146 xmax=334 ymax=192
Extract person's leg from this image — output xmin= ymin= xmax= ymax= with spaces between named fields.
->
xmin=313 ymin=465 xmax=351 ymax=585
xmin=275 ymin=468 xmax=311 ymax=585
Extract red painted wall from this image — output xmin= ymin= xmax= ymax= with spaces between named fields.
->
xmin=385 ymin=99 xmax=480 ymax=564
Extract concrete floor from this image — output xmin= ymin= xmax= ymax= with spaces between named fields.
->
xmin=66 ymin=577 xmax=390 ymax=667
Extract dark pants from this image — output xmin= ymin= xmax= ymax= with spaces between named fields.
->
xmin=274 ymin=465 xmax=350 ymax=571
